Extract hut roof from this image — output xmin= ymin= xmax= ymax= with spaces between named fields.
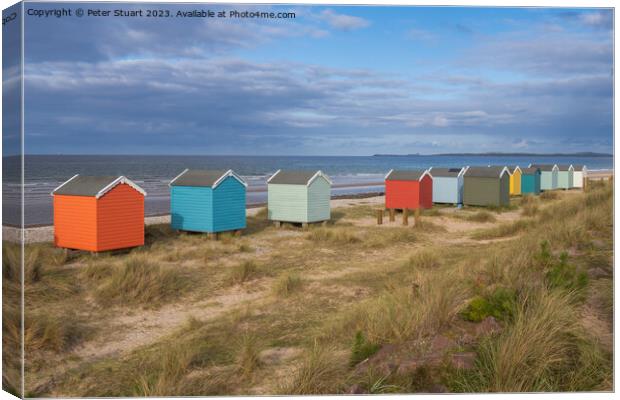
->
xmin=169 ymin=169 xmax=247 ymax=188
xmin=573 ymin=164 xmax=587 ymax=171
xmin=52 ymin=175 xmax=146 ymax=198
xmin=464 ymin=166 xmax=509 ymax=178
xmin=429 ymin=167 xmax=465 ymax=177
xmin=508 ymin=166 xmax=522 ymax=174
xmin=529 ymin=164 xmax=558 ymax=172
xmin=521 ymin=167 xmax=540 ymax=174
xmin=268 ymin=170 xmax=333 ymax=186
xmin=488 ymin=165 xmax=513 ymax=176
xmin=385 ymin=169 xmax=432 ymax=181
xmin=556 ymin=164 xmax=574 ymax=171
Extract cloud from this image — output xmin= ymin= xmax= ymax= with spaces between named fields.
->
xmin=23 ymin=52 xmax=613 ymax=155
xmin=461 ymin=30 xmax=612 ymax=76
xmin=579 ymin=11 xmax=613 ymax=29
xmin=19 ymin=6 xmax=613 ymax=155
xmin=24 ymin=4 xmax=324 ymax=62
xmin=406 ymin=27 xmax=437 ymax=42
xmin=559 ymin=10 xmax=613 ymax=30
xmin=319 ymin=9 xmax=370 ymax=31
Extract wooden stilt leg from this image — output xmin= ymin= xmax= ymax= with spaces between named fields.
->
xmin=402 ymin=208 xmax=408 ymax=226
xmin=377 ymin=209 xmax=383 ymax=225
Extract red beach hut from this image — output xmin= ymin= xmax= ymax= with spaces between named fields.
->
xmin=52 ymin=175 xmax=146 ymax=252
xmin=385 ymin=169 xmax=433 ymax=210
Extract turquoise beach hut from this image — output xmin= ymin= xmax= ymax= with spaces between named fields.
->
xmin=429 ymin=166 xmax=467 ymax=204
xmin=267 ymin=170 xmax=332 ymax=225
xmin=520 ymin=167 xmax=541 ymax=195
xmin=557 ymin=165 xmax=574 ymax=190
xmin=169 ymin=169 xmax=247 ymax=233
xmin=530 ymin=164 xmax=558 ymax=191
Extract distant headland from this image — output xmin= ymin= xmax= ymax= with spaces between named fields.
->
xmin=373 ymin=152 xmax=613 ymax=157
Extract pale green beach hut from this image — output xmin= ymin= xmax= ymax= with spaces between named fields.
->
xmin=530 ymin=164 xmax=558 ymax=191
xmin=556 ymin=164 xmax=574 ymax=189
xmin=267 ymin=170 xmax=332 ymax=225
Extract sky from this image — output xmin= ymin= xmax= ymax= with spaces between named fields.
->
xmin=10 ymin=3 xmax=615 ymax=155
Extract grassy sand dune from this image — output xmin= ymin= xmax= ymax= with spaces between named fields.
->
xmin=3 ymin=180 xmax=613 ymax=395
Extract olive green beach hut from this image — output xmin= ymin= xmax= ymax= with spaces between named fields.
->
xmin=463 ymin=166 xmax=511 ymax=207
xmin=267 ymin=170 xmax=332 ymax=225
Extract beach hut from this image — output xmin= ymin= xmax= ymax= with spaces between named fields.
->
xmin=520 ymin=167 xmax=541 ymax=195
xmin=385 ymin=169 xmax=433 ymax=210
xmin=428 ymin=167 xmax=466 ymax=204
xmin=267 ymin=170 xmax=332 ymax=225
xmin=529 ymin=164 xmax=559 ymax=191
xmin=556 ymin=164 xmax=574 ymax=190
xmin=463 ymin=167 xmax=510 ymax=207
xmin=52 ymin=175 xmax=146 ymax=252
xmin=169 ymin=169 xmax=247 ymax=234
xmin=508 ymin=166 xmax=522 ymax=196
xmin=572 ymin=165 xmax=587 ymax=188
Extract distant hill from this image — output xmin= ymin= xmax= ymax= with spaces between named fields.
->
xmin=373 ymin=152 xmax=613 ymax=157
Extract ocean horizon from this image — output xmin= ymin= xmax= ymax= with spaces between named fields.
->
xmin=3 ymin=154 xmax=613 ymax=226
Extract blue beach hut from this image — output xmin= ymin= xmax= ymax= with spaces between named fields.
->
xmin=429 ymin=166 xmax=467 ymax=204
xmin=169 ymin=169 xmax=247 ymax=234
xmin=520 ymin=167 xmax=541 ymax=195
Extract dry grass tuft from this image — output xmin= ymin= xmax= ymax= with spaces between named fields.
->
xmin=521 ymin=204 xmax=539 ymax=217
xmin=454 ymin=289 xmax=608 ymax=392
xmin=280 ymin=342 xmax=345 ymax=394
xmin=353 ymin=271 xmax=467 ymax=344
xmin=272 ymin=272 xmax=303 ymax=297
xmin=235 ymin=333 xmax=262 ymax=377
xmin=471 ymin=219 xmax=533 ymax=240
xmin=404 ymin=250 xmax=441 ymax=270
xmin=540 ymin=191 xmax=559 ymax=201
xmin=24 ymin=311 xmax=88 ymax=352
xmin=94 ymin=254 xmax=188 ymax=306
xmin=307 ymin=227 xmax=361 ymax=245
xmin=227 ymin=261 xmax=262 ymax=285
xmin=461 ymin=211 xmax=497 ymax=223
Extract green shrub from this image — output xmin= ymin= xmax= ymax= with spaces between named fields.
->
xmin=461 ymin=287 xmax=516 ymax=322
xmin=545 ymin=253 xmax=588 ymax=293
xmin=533 ymin=242 xmax=588 ymax=293
xmin=350 ymin=331 xmax=380 ymax=367
xmin=533 ymin=241 xmax=554 ymax=269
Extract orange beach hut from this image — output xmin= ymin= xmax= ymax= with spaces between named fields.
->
xmin=52 ymin=175 xmax=146 ymax=252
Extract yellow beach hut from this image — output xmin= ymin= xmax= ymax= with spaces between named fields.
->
xmin=508 ymin=166 xmax=522 ymax=196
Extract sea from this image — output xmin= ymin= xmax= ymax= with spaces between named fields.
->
xmin=2 ymin=154 xmax=613 ymax=227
